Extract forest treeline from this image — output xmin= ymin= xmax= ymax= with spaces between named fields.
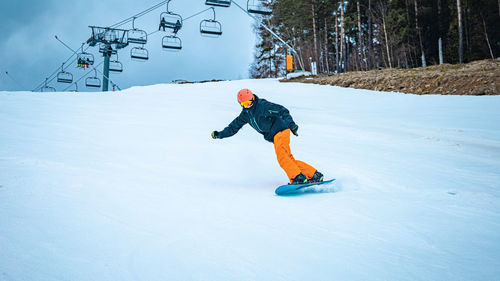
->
xmin=250 ymin=0 xmax=500 ymax=78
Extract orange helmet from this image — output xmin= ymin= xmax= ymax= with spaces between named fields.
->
xmin=237 ymin=89 xmax=255 ymax=108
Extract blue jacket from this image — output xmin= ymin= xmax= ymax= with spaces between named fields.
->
xmin=218 ymin=95 xmax=297 ymax=142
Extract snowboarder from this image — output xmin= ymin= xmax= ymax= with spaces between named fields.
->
xmin=211 ymin=89 xmax=323 ymax=185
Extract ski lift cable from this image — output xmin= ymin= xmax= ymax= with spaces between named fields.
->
xmin=4 ymin=71 xmax=28 ymax=91
xmin=231 ymin=0 xmax=305 ymax=71
xmin=184 ymin=7 xmax=213 ymax=21
xmin=32 ymin=51 xmax=80 ymax=91
xmin=110 ymin=0 xmax=170 ymax=29
xmin=231 ymin=1 xmax=294 ymax=54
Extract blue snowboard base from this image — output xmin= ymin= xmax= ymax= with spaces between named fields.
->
xmin=275 ymin=179 xmax=336 ymax=195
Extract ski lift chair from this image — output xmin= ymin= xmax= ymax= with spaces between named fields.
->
xmin=108 ymin=53 xmax=123 ymax=72
xmin=159 ymin=1 xmax=183 ymax=33
xmin=200 ymin=8 xmax=222 ymax=37
xmin=162 ymin=35 xmax=182 ymax=50
xmin=131 ymin=46 xmax=149 ymax=61
xmin=128 ymin=29 xmax=147 ymax=45
xmin=247 ymin=0 xmax=272 ymax=15
xmin=57 ymin=63 xmax=73 ymax=83
xmin=41 ymin=78 xmax=56 ymax=92
xmin=200 ymin=20 xmax=222 ymax=37
xmin=205 ymin=0 xmax=231 ymax=7
xmin=77 ymin=52 xmax=95 ymax=68
xmin=128 ymin=17 xmax=148 ymax=45
xmin=77 ymin=44 xmax=94 ymax=68
xmin=85 ymin=70 xmax=101 ymax=88
xmin=109 ymin=60 xmax=123 ymax=73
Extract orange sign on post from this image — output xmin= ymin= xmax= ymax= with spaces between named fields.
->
xmin=286 ymin=54 xmax=293 ymax=71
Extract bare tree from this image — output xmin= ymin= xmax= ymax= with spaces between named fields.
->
xmin=324 ymin=18 xmax=330 ymax=73
xmin=335 ymin=11 xmax=339 ymax=72
xmin=368 ymin=0 xmax=373 ymax=69
xmin=414 ymin=0 xmax=427 ymax=67
xmin=357 ymin=1 xmax=367 ymax=70
xmin=340 ymin=0 xmax=346 ymax=72
xmin=375 ymin=1 xmax=392 ymax=68
xmin=312 ymin=1 xmax=319 ymax=68
xmin=457 ymin=0 xmax=463 ymax=63
xmin=480 ymin=13 xmax=495 ymax=59
xmin=438 ymin=0 xmax=444 ymax=64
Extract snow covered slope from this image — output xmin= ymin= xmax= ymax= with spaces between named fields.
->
xmin=1 ymin=79 xmax=499 ymax=280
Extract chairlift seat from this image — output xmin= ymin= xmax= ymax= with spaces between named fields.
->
xmin=162 ymin=36 xmax=182 ymax=50
xmin=200 ymin=20 xmax=223 ymax=37
xmin=160 ymin=12 xmax=183 ymax=31
xmin=128 ymin=29 xmax=148 ymax=45
xmin=131 ymin=47 xmax=149 ymax=61
xmin=247 ymin=0 xmax=272 ymax=15
xmin=109 ymin=61 xmax=123 ymax=72
xmin=85 ymin=76 xmax=101 ymax=88
xmin=205 ymin=0 xmax=231 ymax=7
xmin=77 ymin=52 xmax=95 ymax=66
xmin=57 ymin=72 xmax=73 ymax=84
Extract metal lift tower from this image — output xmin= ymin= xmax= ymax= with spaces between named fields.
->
xmin=87 ymin=26 xmax=129 ymax=91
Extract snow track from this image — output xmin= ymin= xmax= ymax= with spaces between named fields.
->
xmin=1 ymin=79 xmax=499 ymax=280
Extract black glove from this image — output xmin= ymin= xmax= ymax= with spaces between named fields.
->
xmin=211 ymin=131 xmax=220 ymax=139
xmin=290 ymin=124 xmax=299 ymax=136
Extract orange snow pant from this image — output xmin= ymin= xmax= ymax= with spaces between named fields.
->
xmin=273 ymin=129 xmax=317 ymax=182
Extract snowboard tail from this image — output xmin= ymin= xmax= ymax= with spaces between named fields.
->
xmin=275 ymin=179 xmax=336 ymax=195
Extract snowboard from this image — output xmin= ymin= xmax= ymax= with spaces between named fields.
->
xmin=275 ymin=179 xmax=336 ymax=195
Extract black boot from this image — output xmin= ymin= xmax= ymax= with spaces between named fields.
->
xmin=291 ymin=173 xmax=307 ymax=185
xmin=309 ymin=171 xmax=324 ymax=183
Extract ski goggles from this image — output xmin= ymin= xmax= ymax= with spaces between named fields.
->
xmin=240 ymin=99 xmax=254 ymax=108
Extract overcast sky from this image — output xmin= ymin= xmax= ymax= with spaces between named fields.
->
xmin=0 ymin=0 xmax=257 ymax=91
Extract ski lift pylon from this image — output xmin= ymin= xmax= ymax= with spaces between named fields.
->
xmin=205 ymin=0 xmax=231 ymax=8
xmin=162 ymin=35 xmax=182 ymax=50
xmin=247 ymin=0 xmax=272 ymax=15
xmin=200 ymin=8 xmax=222 ymax=37
xmin=57 ymin=63 xmax=73 ymax=83
xmin=127 ymin=17 xmax=148 ymax=45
